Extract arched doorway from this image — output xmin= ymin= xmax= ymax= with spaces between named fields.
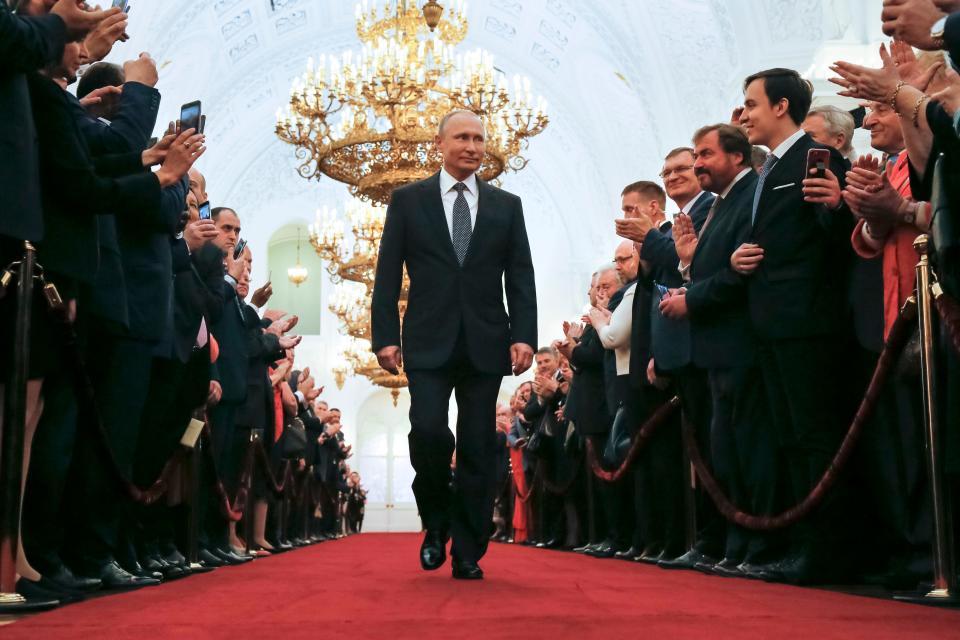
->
xmin=354 ymin=389 xmax=419 ymax=532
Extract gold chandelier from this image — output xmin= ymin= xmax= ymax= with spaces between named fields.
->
xmin=310 ymin=200 xmax=410 ymax=404
xmin=275 ymin=0 xmax=549 ymax=206
xmin=286 ymin=227 xmax=309 ymax=287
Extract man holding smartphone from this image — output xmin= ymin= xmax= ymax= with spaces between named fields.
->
xmin=731 ymin=68 xmax=854 ymax=584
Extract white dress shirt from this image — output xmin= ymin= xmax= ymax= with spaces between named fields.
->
xmin=439 ymin=167 xmax=479 ymax=240
xmin=597 ymin=283 xmax=635 ymax=376
xmin=768 ymin=128 xmax=807 ymax=167
xmin=680 ymin=190 xmax=707 ymax=215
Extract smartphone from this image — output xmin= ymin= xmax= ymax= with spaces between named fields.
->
xmin=179 ymin=100 xmax=202 ymax=134
xmin=111 ymin=0 xmax=129 ymax=10
xmin=653 ymin=281 xmax=669 ymax=301
xmin=805 ymin=148 xmax=831 ymax=179
xmin=233 ymin=238 xmax=247 ymax=260
xmin=198 ymin=201 xmax=211 ymax=220
xmin=199 ymin=114 xmax=207 ymax=134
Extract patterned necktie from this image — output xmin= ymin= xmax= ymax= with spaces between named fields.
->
xmin=699 ymin=195 xmax=722 ymax=239
xmin=751 ymin=153 xmax=778 ymax=224
xmin=451 ymin=182 xmax=472 ymax=265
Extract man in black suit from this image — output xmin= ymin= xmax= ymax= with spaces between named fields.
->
xmin=730 ymin=68 xmax=853 ymax=583
xmin=372 ymin=110 xmax=537 ymax=579
xmin=661 ymin=124 xmax=777 ymax=577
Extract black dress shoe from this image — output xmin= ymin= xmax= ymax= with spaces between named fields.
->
xmin=572 ymin=543 xmax=594 ymax=554
xmin=637 ymin=547 xmax=664 ymax=565
xmin=586 ymin=541 xmax=617 ymax=558
xmin=95 ymin=561 xmax=161 ymax=589
xmin=198 ymin=548 xmax=226 ymax=567
xmin=45 ymin=564 xmax=101 ymax=592
xmin=451 ymin=559 xmax=483 ymax=580
xmin=658 ymin=548 xmax=716 ymax=570
xmin=708 ymin=557 xmax=744 ymax=578
xmin=615 ymin=546 xmax=642 ymax=560
xmin=214 ymin=547 xmax=252 ymax=565
xmin=537 ymin=538 xmax=560 ymax=549
xmin=420 ymin=530 xmax=448 ymax=571
xmin=16 ymin=577 xmax=80 ymax=605
xmin=737 ymin=561 xmax=783 ymax=582
xmin=141 ymin=554 xmax=168 ymax=574
xmin=162 ymin=548 xmax=188 ymax=568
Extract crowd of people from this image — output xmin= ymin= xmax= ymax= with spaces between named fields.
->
xmin=491 ymin=0 xmax=960 ymax=592
xmin=1 ymin=0 xmax=364 ymax=610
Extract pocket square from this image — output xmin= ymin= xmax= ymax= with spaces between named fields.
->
xmin=771 ymin=182 xmax=796 ymax=191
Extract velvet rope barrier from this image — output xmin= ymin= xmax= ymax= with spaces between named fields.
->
xmin=199 ymin=426 xmax=244 ymax=522
xmin=46 ymin=299 xmax=197 ymax=507
xmin=513 ymin=464 xmax=540 ymax=504
xmin=683 ymin=298 xmax=917 ymax=531
xmin=585 ymin=396 xmax=682 ymax=483
xmin=934 ymin=287 xmax=960 ymax=354
xmin=537 ymin=451 xmax=584 ymax=496
xmin=252 ymin=441 xmax=292 ymax=497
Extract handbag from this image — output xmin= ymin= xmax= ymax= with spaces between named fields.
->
xmin=280 ymin=416 xmax=308 ymax=459
xmin=525 ymin=421 xmax=546 ymax=456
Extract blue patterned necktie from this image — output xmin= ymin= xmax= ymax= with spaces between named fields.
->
xmin=751 ymin=153 xmax=778 ymax=224
xmin=451 ymin=182 xmax=472 ymax=265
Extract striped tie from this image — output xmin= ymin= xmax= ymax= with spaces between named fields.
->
xmin=751 ymin=154 xmax=778 ymax=224
xmin=451 ymin=182 xmax=472 ymax=265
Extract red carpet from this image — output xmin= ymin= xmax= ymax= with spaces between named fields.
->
xmin=5 ymin=533 xmax=960 ymax=639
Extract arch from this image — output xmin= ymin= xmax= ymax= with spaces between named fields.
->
xmin=266 ymin=222 xmax=325 ymax=335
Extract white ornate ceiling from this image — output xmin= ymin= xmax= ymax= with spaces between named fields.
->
xmin=108 ymin=0 xmax=885 ymax=342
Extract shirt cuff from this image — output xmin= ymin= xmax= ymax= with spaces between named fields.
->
xmin=224 ymin=274 xmax=237 ymax=286
xmin=295 ymin=390 xmax=305 ymax=405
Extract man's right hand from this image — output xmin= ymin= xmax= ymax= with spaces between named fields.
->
xmin=51 ymin=1 xmax=121 ymax=40
xmin=615 ymin=216 xmax=654 ymax=242
xmin=83 ymin=10 xmax=127 ymax=62
xmin=376 ymin=346 xmax=402 ymax=375
xmin=730 ymin=243 xmax=764 ymax=275
xmin=183 ymin=219 xmax=218 ymax=252
xmin=251 ymin=282 xmax=274 ymax=308
xmin=123 ymin=53 xmax=160 ymax=88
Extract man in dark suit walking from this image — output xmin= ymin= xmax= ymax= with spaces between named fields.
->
xmin=372 ymin=110 xmax=537 ymax=580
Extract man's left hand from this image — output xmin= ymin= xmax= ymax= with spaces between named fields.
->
xmin=803 ymin=167 xmax=843 ymax=209
xmin=511 ymin=342 xmax=534 ymax=376
xmin=615 ymin=216 xmax=654 ymax=242
xmin=207 ymin=380 xmax=222 ymax=406
xmin=881 ymin=0 xmax=947 ymax=50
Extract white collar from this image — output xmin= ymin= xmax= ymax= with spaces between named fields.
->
xmin=439 ymin=167 xmax=478 ymax=195
xmin=769 ymin=128 xmax=806 ymax=162
xmin=719 ymin=168 xmax=752 ymax=199
xmin=680 ymin=190 xmax=706 ymax=215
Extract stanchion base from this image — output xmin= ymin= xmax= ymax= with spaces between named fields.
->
xmin=894 ymin=588 xmax=960 ymax=607
xmin=0 ymin=591 xmax=59 ymax=613
xmin=189 ymin=562 xmax=214 ymax=574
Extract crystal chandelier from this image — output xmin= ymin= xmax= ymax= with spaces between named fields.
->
xmin=311 ymin=200 xmax=410 ymax=404
xmin=287 ymin=227 xmax=309 ymax=287
xmin=275 ymin=0 xmax=549 ymax=206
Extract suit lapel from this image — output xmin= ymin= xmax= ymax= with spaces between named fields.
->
xmin=419 ymin=172 xmax=459 ymax=264
xmin=753 ymin=134 xmax=809 ymax=234
xmin=691 ymin=172 xmax=756 ymax=269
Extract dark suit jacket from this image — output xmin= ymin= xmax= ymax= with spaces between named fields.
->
xmin=372 ymin=172 xmax=537 ymax=374
xmin=26 ymin=72 xmax=165 ymax=299
xmin=639 ymin=191 xmax=715 ymax=287
xmin=685 ymin=170 xmax=758 ymax=369
xmin=566 ymin=325 xmax=610 ymax=435
xmin=211 ymin=281 xmax=249 ymax=404
xmin=0 ymin=6 xmax=66 ymax=242
xmin=171 ymin=240 xmax=225 ymax=363
xmin=745 ymin=133 xmax=853 ymax=340
xmin=239 ymin=302 xmax=283 ymax=436
xmin=73 ymin=82 xmax=159 ymax=155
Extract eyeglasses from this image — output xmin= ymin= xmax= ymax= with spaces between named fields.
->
xmin=659 ymin=165 xmax=694 ymax=179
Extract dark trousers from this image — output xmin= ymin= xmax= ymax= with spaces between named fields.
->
xmin=708 ymin=363 xmax=780 ymax=563
xmin=204 ymin=400 xmax=241 ymax=549
xmin=406 ymin=338 xmax=503 ymax=564
xmin=678 ymin=367 xmax=724 ymax=557
xmin=759 ymin=337 xmax=848 ymax=560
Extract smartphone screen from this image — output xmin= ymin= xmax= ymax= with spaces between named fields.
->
xmin=654 ymin=281 xmax=669 ymax=301
xmin=233 ymin=238 xmax=247 ymax=261
xmin=180 ymin=100 xmax=202 ymax=134
xmin=805 ymin=148 xmax=831 ymax=179
xmin=199 ymin=114 xmax=207 ymax=134
xmin=198 ymin=201 xmax=211 ymax=220
xmin=112 ymin=0 xmax=129 ymax=10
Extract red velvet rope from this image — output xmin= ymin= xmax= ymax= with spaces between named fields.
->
xmin=537 ymin=452 xmax=584 ymax=496
xmin=934 ymin=290 xmax=960 ymax=354
xmin=513 ymin=465 xmax=540 ymax=504
xmin=683 ymin=299 xmax=917 ymax=531
xmin=585 ymin=396 xmax=682 ymax=483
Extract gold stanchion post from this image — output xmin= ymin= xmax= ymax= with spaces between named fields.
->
xmin=897 ymin=235 xmax=958 ymax=605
